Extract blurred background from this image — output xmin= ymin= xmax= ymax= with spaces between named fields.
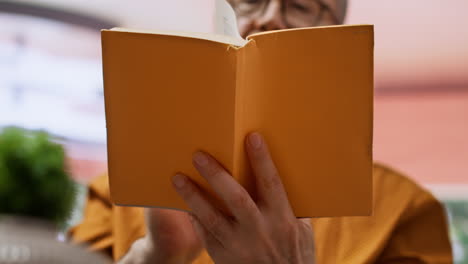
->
xmin=0 ymin=0 xmax=467 ymax=262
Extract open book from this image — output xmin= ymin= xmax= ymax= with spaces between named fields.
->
xmin=102 ymin=1 xmax=374 ymax=217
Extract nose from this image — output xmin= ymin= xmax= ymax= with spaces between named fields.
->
xmin=254 ymin=0 xmax=288 ymax=31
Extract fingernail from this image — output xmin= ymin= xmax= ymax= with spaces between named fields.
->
xmin=193 ymin=152 xmax=208 ymax=166
xmin=172 ymin=174 xmax=186 ymax=188
xmin=248 ymin=132 xmax=262 ymax=150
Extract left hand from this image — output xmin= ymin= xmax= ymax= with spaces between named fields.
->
xmin=171 ymin=132 xmax=316 ymax=264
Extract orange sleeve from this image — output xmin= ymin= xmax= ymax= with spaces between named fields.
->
xmin=312 ymin=164 xmax=453 ymax=264
xmin=377 ymin=191 xmax=453 ymax=263
xmin=69 ymin=174 xmax=114 ymax=258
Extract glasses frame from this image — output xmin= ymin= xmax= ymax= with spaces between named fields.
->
xmin=234 ymin=0 xmax=340 ymax=28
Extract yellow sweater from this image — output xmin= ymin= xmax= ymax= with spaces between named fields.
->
xmin=70 ymin=163 xmax=453 ymax=263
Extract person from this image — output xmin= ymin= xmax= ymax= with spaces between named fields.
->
xmin=70 ymin=0 xmax=453 ymax=263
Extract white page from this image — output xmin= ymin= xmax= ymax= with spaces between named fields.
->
xmin=213 ymin=0 xmax=244 ymax=40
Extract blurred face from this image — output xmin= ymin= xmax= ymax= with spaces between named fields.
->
xmin=229 ymin=0 xmax=342 ymax=38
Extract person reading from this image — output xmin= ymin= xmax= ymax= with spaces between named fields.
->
xmin=70 ymin=1 xmax=453 ymax=263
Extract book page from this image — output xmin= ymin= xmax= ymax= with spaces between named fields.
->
xmin=109 ymin=27 xmax=247 ymax=47
xmin=214 ymin=0 xmax=244 ymax=40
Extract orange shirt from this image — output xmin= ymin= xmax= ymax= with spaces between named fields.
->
xmin=70 ymin=163 xmax=453 ymax=263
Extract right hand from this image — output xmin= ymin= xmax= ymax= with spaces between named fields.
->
xmin=143 ymin=208 xmax=203 ymax=264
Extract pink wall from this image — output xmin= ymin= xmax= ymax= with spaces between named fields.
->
xmin=347 ymin=0 xmax=468 ymax=186
xmin=346 ymin=0 xmax=468 ymax=90
xmin=374 ymin=93 xmax=468 ymax=185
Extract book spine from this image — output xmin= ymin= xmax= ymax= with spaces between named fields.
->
xmin=232 ymin=42 xmax=257 ymax=197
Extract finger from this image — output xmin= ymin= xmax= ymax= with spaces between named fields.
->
xmin=245 ymin=132 xmax=293 ymax=214
xmin=189 ymin=213 xmax=224 ymax=251
xmin=192 ymin=151 xmax=260 ymax=223
xmin=172 ymin=173 xmax=231 ymax=242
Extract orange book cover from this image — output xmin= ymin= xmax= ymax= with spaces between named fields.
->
xmin=102 ymin=24 xmax=374 ymax=217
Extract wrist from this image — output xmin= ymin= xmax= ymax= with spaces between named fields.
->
xmin=118 ymin=235 xmax=194 ymax=264
xmin=141 ymin=237 xmax=189 ymax=264
xmin=118 ymin=236 xmax=156 ymax=264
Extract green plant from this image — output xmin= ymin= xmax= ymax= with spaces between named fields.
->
xmin=0 ymin=127 xmax=76 ymax=227
xmin=444 ymin=200 xmax=468 ymax=264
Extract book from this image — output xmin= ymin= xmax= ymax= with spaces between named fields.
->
xmin=101 ymin=19 xmax=374 ymax=217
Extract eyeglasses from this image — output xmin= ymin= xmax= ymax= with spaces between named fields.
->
xmin=232 ymin=0 xmax=338 ymax=28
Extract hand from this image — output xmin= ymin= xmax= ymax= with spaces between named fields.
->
xmin=120 ymin=209 xmax=201 ymax=264
xmin=172 ymin=132 xmax=316 ymax=264
xmin=142 ymin=208 xmax=203 ymax=264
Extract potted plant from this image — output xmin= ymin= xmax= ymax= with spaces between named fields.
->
xmin=0 ymin=127 xmax=107 ymax=263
